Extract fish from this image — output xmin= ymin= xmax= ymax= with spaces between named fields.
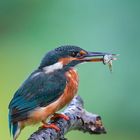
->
xmin=103 ymin=54 xmax=118 ymax=72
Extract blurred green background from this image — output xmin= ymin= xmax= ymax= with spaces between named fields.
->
xmin=0 ymin=0 xmax=140 ymax=139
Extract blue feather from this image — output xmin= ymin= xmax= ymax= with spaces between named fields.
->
xmin=8 ymin=112 xmax=11 ymax=135
xmin=12 ymin=123 xmax=18 ymax=138
xmin=8 ymin=69 xmax=66 ymax=139
xmin=9 ymin=111 xmax=20 ymax=140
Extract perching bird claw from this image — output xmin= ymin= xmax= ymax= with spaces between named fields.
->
xmin=40 ymin=122 xmax=60 ymax=131
xmin=51 ymin=113 xmax=70 ymax=121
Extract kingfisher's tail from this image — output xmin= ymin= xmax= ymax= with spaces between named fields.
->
xmin=9 ymin=115 xmax=21 ymax=140
xmin=12 ymin=122 xmax=21 ymax=140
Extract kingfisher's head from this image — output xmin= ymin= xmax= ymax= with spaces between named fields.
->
xmin=39 ymin=45 xmax=113 ymax=72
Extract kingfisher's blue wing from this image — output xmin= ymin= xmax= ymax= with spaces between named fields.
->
xmin=9 ymin=70 xmax=66 ymax=123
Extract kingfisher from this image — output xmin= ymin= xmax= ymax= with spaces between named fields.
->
xmin=8 ymin=45 xmax=115 ymax=140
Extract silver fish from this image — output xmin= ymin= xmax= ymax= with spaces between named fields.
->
xmin=103 ymin=54 xmax=118 ymax=72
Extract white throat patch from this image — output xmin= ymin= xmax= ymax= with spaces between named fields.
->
xmin=43 ymin=62 xmax=63 ymax=74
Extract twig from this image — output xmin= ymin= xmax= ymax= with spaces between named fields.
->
xmin=28 ymin=96 xmax=106 ymax=140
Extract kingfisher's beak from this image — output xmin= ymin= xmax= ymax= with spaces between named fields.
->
xmin=81 ymin=51 xmax=116 ymax=63
xmin=86 ymin=51 xmax=110 ymax=57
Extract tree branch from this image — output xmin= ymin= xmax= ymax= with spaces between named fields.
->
xmin=28 ymin=96 xmax=106 ymax=140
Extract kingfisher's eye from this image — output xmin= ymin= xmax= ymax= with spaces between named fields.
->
xmin=71 ymin=50 xmax=86 ymax=57
xmin=71 ymin=52 xmax=78 ymax=57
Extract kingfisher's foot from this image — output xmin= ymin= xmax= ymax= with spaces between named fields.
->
xmin=51 ymin=113 xmax=69 ymax=121
xmin=40 ymin=122 xmax=60 ymax=131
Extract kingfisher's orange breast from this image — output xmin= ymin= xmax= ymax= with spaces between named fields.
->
xmin=50 ymin=68 xmax=79 ymax=111
xmin=61 ymin=68 xmax=79 ymax=106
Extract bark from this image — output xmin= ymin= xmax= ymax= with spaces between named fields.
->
xmin=28 ymin=96 xmax=106 ymax=140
